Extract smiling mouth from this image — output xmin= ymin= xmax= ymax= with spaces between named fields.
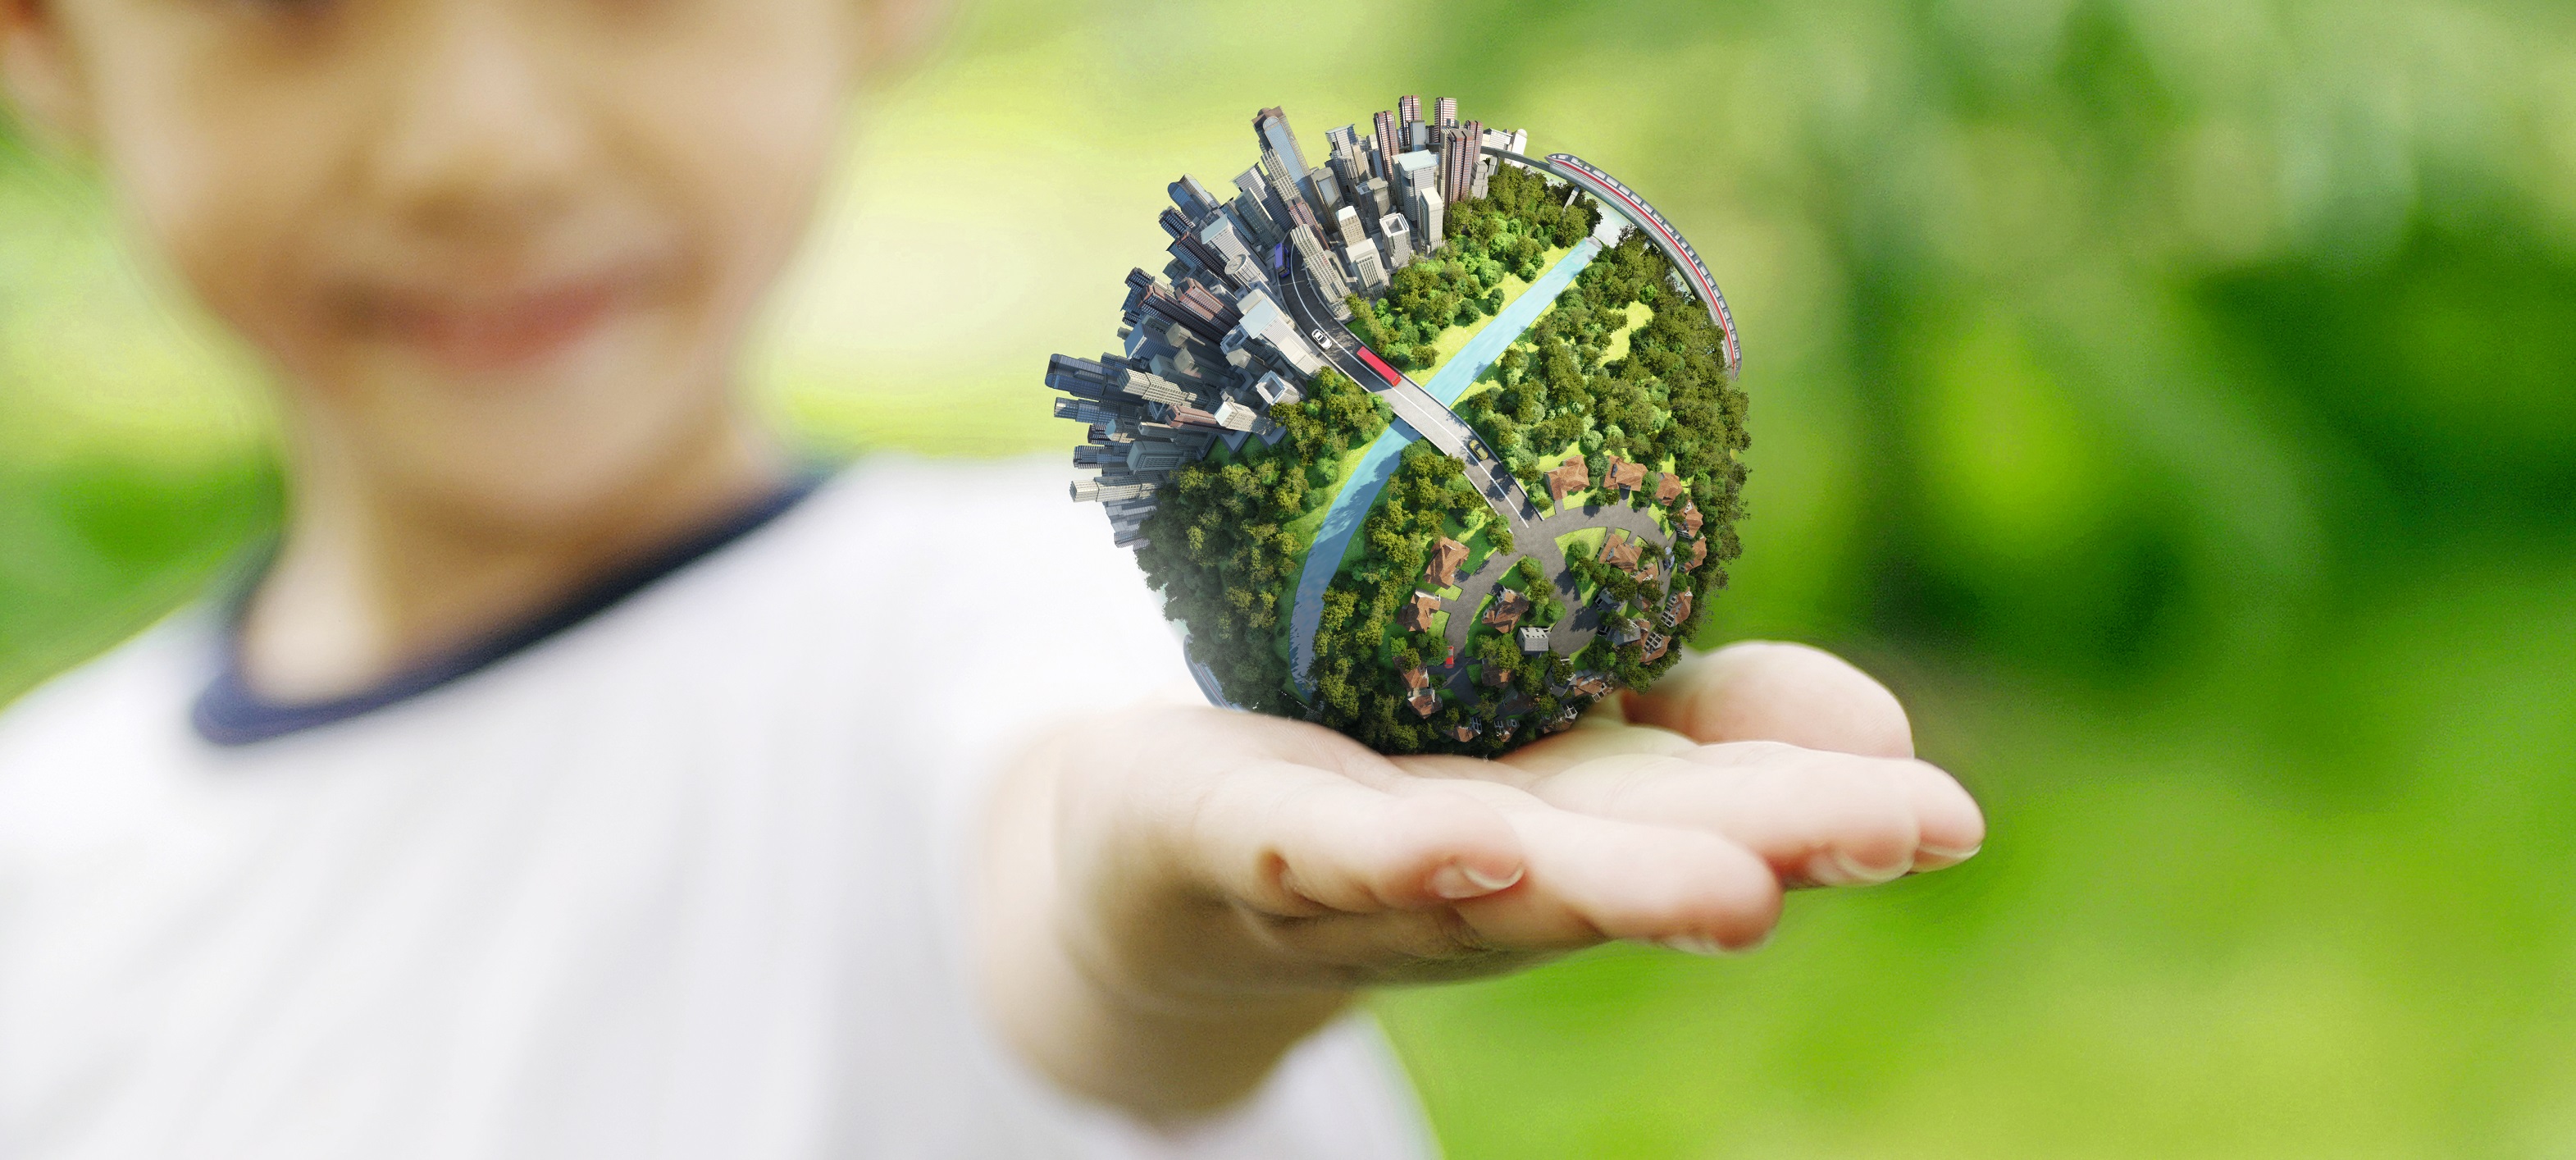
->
xmin=351 ymin=273 xmax=645 ymax=374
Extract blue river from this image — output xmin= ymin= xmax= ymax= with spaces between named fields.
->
xmin=1287 ymin=237 xmax=1605 ymax=694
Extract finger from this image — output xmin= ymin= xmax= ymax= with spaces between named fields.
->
xmin=1523 ymin=742 xmax=1979 ymax=885
xmin=1622 ymin=641 xmax=1915 ymax=758
xmin=1450 ymin=799 xmax=1784 ymax=953
xmin=1157 ymin=758 xmax=1528 ymax=916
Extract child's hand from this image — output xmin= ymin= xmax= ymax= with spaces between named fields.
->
xmin=979 ymin=642 xmax=1984 ymax=1118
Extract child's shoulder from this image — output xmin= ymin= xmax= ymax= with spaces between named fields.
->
xmin=0 ymin=614 xmax=211 ymax=787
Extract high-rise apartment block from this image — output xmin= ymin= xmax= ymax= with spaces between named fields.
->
xmin=1412 ymin=186 xmax=1444 ymax=252
xmin=1233 ymin=167 xmax=1288 ymax=242
xmin=1372 ymin=111 xmax=1401 ymax=178
xmin=1444 ymin=119 xmax=1485 ymax=202
xmin=1357 ymin=177 xmax=1393 ymax=224
xmin=1288 ymin=223 xmax=1353 ymax=312
xmin=1306 ymin=165 xmax=1345 ymax=215
xmin=1392 ymin=150 xmax=1439 ymax=222
xmin=1345 ymin=239 xmax=1389 ymax=295
xmin=1378 ymin=213 xmax=1414 ymax=269
xmin=1261 ymin=148 xmax=1312 ymax=219
xmin=1434 ymin=96 xmax=1457 ymax=128
xmin=1325 ymin=125 xmax=1366 ymax=194
xmin=1253 ymin=107 xmax=1310 ymax=190
xmin=1334 ymin=205 xmax=1368 ymax=250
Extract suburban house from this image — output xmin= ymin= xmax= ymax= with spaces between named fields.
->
xmin=1653 ymin=472 xmax=1685 ymax=503
xmin=1425 ymin=537 xmax=1469 ymax=588
xmin=1679 ymin=502 xmax=1703 ymax=537
xmin=1603 ymin=454 xmax=1647 ymax=496
xmin=1397 ymin=591 xmax=1443 ymax=633
xmin=1545 ymin=459 xmax=1589 ymax=510
xmin=1518 ymin=625 xmax=1551 ymax=654
xmin=1401 ymin=665 xmax=1441 ymax=718
xmin=1483 ymin=588 xmax=1533 ymax=630
xmin=1601 ymin=529 xmax=1644 ymax=571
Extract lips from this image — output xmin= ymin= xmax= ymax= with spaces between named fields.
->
xmin=346 ymin=270 xmax=648 ymax=375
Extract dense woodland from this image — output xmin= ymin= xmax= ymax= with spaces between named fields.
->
xmin=1133 ymin=368 xmax=1387 ymax=714
xmin=1459 ymin=232 xmax=1750 ymax=578
xmin=1304 ymin=442 xmax=1500 ymax=752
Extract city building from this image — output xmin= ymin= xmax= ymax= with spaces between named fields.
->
xmin=1230 ymin=167 xmax=1285 ymax=244
xmin=1334 ymin=205 xmax=1367 ymax=250
xmin=1412 ymin=186 xmax=1444 ymax=251
xmin=1378 ymin=213 xmax=1413 ymax=269
xmin=1434 ymin=96 xmax=1457 ymax=129
xmin=1224 ymin=287 xmax=1326 ymax=376
xmin=1253 ymin=107 xmax=1310 ymax=192
xmin=1345 ymin=240 xmax=1388 ymax=295
xmin=1443 ymin=119 xmax=1484 ymax=202
xmin=1397 ymin=94 xmax=1421 ymax=151
xmin=1261 ymin=148 xmax=1313 ymax=219
xmin=1372 ymin=110 xmax=1402 ymax=178
xmin=1287 ymin=223 xmax=1354 ymax=313
xmin=1306 ymin=164 xmax=1344 ymax=215
xmin=1356 ymin=177 xmax=1393 ymax=224
xmin=1325 ymin=124 xmax=1366 ymax=193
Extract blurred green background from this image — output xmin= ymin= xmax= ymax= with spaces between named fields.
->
xmin=7 ymin=0 xmax=2576 ymax=1155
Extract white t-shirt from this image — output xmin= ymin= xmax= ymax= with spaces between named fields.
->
xmin=0 ymin=458 xmax=1436 ymax=1160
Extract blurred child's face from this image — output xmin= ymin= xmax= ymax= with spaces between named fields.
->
xmin=7 ymin=0 xmax=875 ymax=524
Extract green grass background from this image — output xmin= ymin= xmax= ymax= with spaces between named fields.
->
xmin=9 ymin=0 xmax=2576 ymax=1155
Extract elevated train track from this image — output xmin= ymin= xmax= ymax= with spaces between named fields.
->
xmin=1484 ymin=148 xmax=1742 ymax=380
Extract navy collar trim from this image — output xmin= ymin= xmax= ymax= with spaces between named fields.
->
xmin=193 ymin=474 xmax=826 ymax=747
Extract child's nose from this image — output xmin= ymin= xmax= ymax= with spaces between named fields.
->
xmin=362 ymin=0 xmax=586 ymax=243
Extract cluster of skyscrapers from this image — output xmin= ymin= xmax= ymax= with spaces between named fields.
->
xmin=1053 ymin=98 xmax=1528 ymax=548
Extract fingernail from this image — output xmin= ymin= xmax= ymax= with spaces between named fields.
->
xmin=1657 ymin=929 xmax=1769 ymax=957
xmin=1430 ymin=862 xmax=1524 ymax=900
xmin=1914 ymin=843 xmax=1982 ymax=870
xmin=1806 ymin=849 xmax=1909 ymax=887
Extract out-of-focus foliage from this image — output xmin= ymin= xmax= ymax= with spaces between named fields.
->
xmin=8 ymin=0 xmax=2576 ymax=1156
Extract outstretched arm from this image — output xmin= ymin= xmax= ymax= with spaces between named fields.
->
xmin=976 ymin=641 xmax=1984 ymax=1120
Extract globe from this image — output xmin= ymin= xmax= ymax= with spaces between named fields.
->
xmin=1046 ymin=97 xmax=1747 ymax=756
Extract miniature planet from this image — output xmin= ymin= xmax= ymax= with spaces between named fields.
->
xmin=1046 ymin=96 xmax=1747 ymax=756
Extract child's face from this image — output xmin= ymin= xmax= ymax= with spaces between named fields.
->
xmin=5 ymin=0 xmax=887 ymax=522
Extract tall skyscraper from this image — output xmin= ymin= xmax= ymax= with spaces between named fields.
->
xmin=1444 ymin=119 xmax=1485 ymax=203
xmin=1357 ymin=177 xmax=1393 ymax=223
xmin=1288 ymin=223 xmax=1354 ymax=312
xmin=1334 ymin=205 xmax=1367 ymax=250
xmin=1325 ymin=125 xmax=1366 ymax=194
xmin=1393 ymin=151 xmax=1439 ymax=233
xmin=1378 ymin=213 xmax=1414 ymax=269
xmin=1253 ymin=107 xmax=1311 ymax=191
xmin=1261 ymin=148 xmax=1313 ymax=219
xmin=1306 ymin=165 xmax=1346 ymax=215
xmin=1372 ymin=111 xmax=1402 ymax=179
xmin=1410 ymin=186 xmax=1444 ymax=252
xmin=1232 ymin=167 xmax=1285 ymax=244
xmin=1398 ymin=94 xmax=1424 ymax=153
xmin=1434 ymin=97 xmax=1457 ymax=127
